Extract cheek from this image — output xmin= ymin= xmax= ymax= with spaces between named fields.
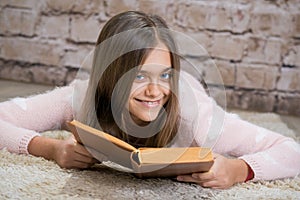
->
xmin=130 ymin=82 xmax=147 ymax=96
xmin=128 ymin=86 xmax=143 ymax=109
xmin=162 ymin=84 xmax=171 ymax=96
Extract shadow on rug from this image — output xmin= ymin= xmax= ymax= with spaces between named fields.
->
xmin=1 ymin=111 xmax=299 ymax=199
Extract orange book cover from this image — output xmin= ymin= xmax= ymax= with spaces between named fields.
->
xmin=67 ymin=120 xmax=214 ymax=178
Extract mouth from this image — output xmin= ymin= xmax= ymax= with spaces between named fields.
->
xmin=134 ymin=98 xmax=161 ymax=108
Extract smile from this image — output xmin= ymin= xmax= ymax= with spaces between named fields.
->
xmin=134 ymin=98 xmax=161 ymax=108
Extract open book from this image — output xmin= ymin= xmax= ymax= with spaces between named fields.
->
xmin=67 ymin=120 xmax=214 ymax=178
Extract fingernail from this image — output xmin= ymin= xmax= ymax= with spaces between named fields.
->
xmin=177 ymin=176 xmax=183 ymax=181
xmin=192 ymin=174 xmax=198 ymax=178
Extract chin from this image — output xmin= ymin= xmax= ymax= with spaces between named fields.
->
xmin=141 ymin=115 xmax=159 ymax=122
xmin=135 ymin=112 xmax=160 ymax=123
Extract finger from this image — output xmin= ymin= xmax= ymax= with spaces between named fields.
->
xmin=72 ymin=160 xmax=94 ymax=169
xmin=74 ymin=143 xmax=107 ymax=163
xmin=177 ymin=174 xmax=221 ymax=188
xmin=73 ymin=151 xmax=97 ymax=164
xmin=198 ymin=180 xmax=219 ymax=188
xmin=192 ymin=170 xmax=215 ymax=181
xmin=177 ymin=175 xmax=199 ymax=183
xmin=199 ymin=180 xmax=229 ymax=189
xmin=68 ymin=137 xmax=87 ymax=156
xmin=74 ymin=143 xmax=94 ymax=157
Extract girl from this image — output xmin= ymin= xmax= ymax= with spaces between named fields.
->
xmin=0 ymin=11 xmax=299 ymax=189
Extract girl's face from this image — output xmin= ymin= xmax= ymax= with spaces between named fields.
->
xmin=129 ymin=43 xmax=172 ymax=125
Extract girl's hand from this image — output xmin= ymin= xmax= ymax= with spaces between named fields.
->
xmin=53 ymin=136 xmax=101 ymax=169
xmin=176 ymin=153 xmax=249 ymax=189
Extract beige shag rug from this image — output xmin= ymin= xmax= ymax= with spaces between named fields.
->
xmin=1 ymin=110 xmax=300 ymax=200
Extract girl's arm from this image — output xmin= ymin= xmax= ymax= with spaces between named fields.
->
xmin=0 ymin=86 xmax=74 ymax=154
xmin=28 ymin=134 xmax=98 ymax=168
xmin=177 ymin=153 xmax=249 ymax=189
xmin=177 ymin=72 xmax=300 ymax=188
xmin=0 ymin=83 xmax=98 ymax=168
xmin=217 ymin=114 xmax=300 ymax=181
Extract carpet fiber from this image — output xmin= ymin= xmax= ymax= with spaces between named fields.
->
xmin=1 ymin=111 xmax=300 ymax=199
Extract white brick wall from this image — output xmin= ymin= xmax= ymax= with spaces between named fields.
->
xmin=0 ymin=0 xmax=299 ymax=115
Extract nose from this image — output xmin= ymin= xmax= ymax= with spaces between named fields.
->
xmin=145 ymin=83 xmax=161 ymax=97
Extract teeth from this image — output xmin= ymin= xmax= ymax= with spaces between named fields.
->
xmin=135 ymin=98 xmax=160 ymax=107
xmin=142 ymin=100 xmax=159 ymax=106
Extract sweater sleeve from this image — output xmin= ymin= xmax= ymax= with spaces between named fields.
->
xmin=180 ymin=72 xmax=300 ymax=181
xmin=214 ymin=114 xmax=300 ymax=181
xmin=0 ymin=85 xmax=75 ymax=154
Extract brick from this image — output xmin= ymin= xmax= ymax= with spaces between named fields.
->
xmin=293 ymin=13 xmax=300 ymax=37
xmin=68 ymin=0 xmax=89 ymax=13
xmin=222 ymin=89 xmax=235 ymax=109
xmin=70 ymin=16 xmax=101 ymax=43
xmin=62 ymin=46 xmax=94 ymax=68
xmin=182 ymin=58 xmax=233 ymax=88
xmin=277 ymin=68 xmax=300 ymax=91
xmin=177 ymin=1 xmax=250 ymax=33
xmin=211 ymin=60 xmax=235 ymax=86
xmin=0 ymin=65 xmax=33 ymax=83
xmin=65 ymin=67 xmax=80 ymax=84
xmin=138 ymin=0 xmax=176 ymax=24
xmin=198 ymin=60 xmax=218 ymax=85
xmin=276 ymin=93 xmax=300 ymax=116
xmin=235 ymin=0 xmax=251 ymax=4
xmin=205 ymin=86 xmax=228 ymax=108
xmin=105 ymin=0 xmax=138 ymax=16
xmin=231 ymin=4 xmax=251 ymax=33
xmin=38 ymin=15 xmax=69 ymax=38
xmin=296 ymin=47 xmax=300 ymax=67
xmin=0 ymin=8 xmax=36 ymax=36
xmin=42 ymin=0 xmax=107 ymax=19
xmin=200 ymin=60 xmax=235 ymax=86
xmin=0 ymin=0 xmax=41 ymax=9
xmin=204 ymin=5 xmax=232 ymax=31
xmin=226 ymin=90 xmax=276 ymax=112
xmin=250 ymin=6 xmax=294 ymax=37
xmin=236 ymin=63 xmax=278 ymax=90
xmin=185 ymin=32 xmax=212 ymax=53
xmin=283 ymin=45 xmax=300 ymax=67
xmin=0 ymin=38 xmax=62 ymax=65
xmin=0 ymin=64 xmax=67 ymax=86
xmin=180 ymin=57 xmax=205 ymax=82
xmin=286 ymin=0 xmax=300 ymax=12
xmin=244 ymin=37 xmax=282 ymax=65
xmin=30 ymin=66 xmax=67 ymax=86
xmin=264 ymin=39 xmax=282 ymax=64
xmin=84 ymin=2 xmax=108 ymax=21
xmin=175 ymin=2 xmax=208 ymax=30
xmin=44 ymin=0 xmax=73 ymax=12
xmin=210 ymin=33 xmax=246 ymax=61
xmin=175 ymin=31 xmax=211 ymax=57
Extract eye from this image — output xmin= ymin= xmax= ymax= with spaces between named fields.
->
xmin=135 ymin=74 xmax=146 ymax=81
xmin=160 ymin=72 xmax=172 ymax=80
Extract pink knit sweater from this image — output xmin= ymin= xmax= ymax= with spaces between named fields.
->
xmin=0 ymin=73 xmax=299 ymax=181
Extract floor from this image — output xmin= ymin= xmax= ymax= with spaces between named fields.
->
xmin=0 ymin=79 xmax=54 ymax=102
xmin=0 ymin=79 xmax=299 ymax=134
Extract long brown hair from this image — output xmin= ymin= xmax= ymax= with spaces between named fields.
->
xmin=79 ymin=11 xmax=180 ymax=148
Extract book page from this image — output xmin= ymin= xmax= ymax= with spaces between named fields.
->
xmin=138 ymin=147 xmax=213 ymax=164
xmin=68 ymin=120 xmax=136 ymax=169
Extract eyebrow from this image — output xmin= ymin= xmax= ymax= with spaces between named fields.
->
xmin=138 ymin=67 xmax=172 ymax=74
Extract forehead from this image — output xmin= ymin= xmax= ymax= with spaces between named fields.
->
xmin=141 ymin=45 xmax=172 ymax=72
